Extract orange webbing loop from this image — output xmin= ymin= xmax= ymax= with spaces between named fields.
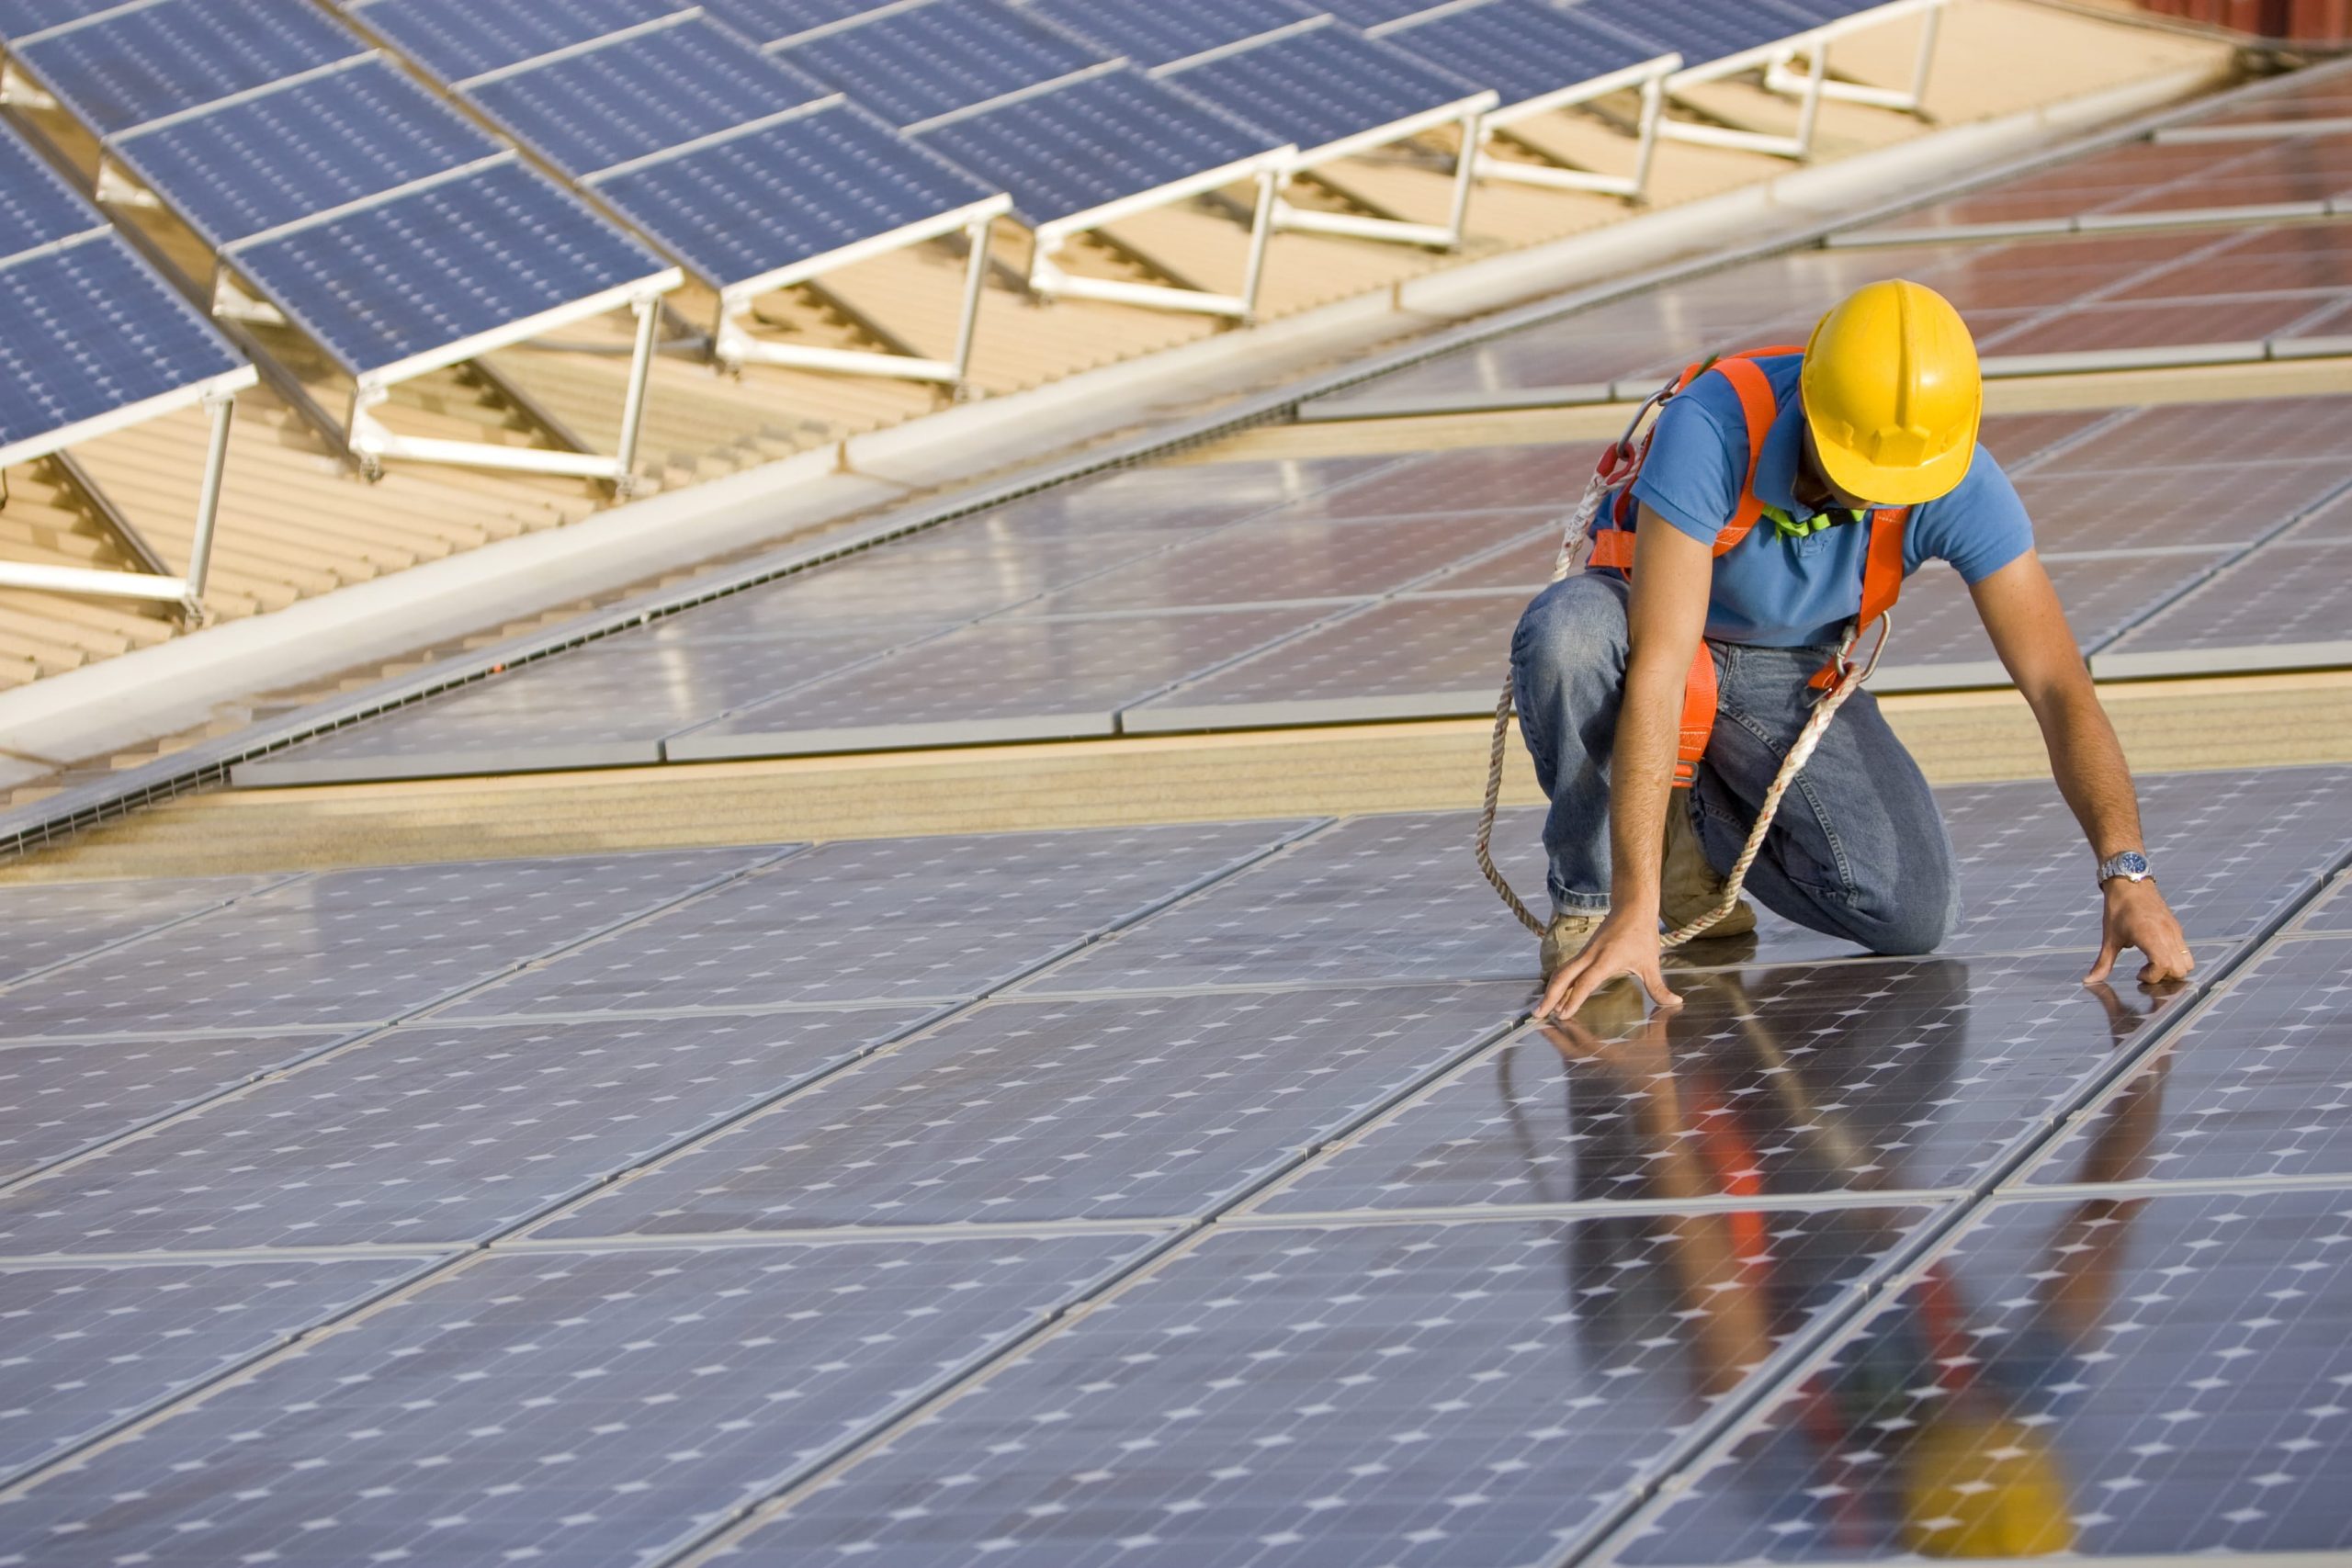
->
xmin=1674 ymin=645 xmax=1718 ymax=790
xmin=1587 ymin=529 xmax=1636 ymax=570
xmin=1810 ymin=505 xmax=1911 ymax=692
xmin=1710 ymin=355 xmax=1785 ymax=558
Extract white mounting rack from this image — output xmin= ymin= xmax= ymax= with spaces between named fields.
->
xmin=1660 ymin=0 xmax=1948 ymax=162
xmin=1464 ymin=53 xmax=1683 ymax=203
xmin=1028 ymin=147 xmax=1295 ymax=322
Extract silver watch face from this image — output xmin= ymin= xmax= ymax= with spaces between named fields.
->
xmin=2104 ymin=851 xmax=2151 ymax=882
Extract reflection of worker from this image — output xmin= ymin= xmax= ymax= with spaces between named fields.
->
xmin=1515 ymin=281 xmax=2193 ymax=1020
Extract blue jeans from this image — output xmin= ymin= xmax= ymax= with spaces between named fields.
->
xmin=1510 ymin=572 xmax=1961 ymax=955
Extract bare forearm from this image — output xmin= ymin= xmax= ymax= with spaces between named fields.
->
xmin=1608 ymin=659 xmax=1684 ymax=914
xmin=2032 ymin=678 xmax=2143 ymax=859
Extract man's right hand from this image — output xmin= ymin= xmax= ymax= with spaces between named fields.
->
xmin=1537 ymin=908 xmax=1682 ymax=1021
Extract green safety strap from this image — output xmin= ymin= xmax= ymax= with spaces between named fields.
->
xmin=1759 ymin=501 xmax=1866 ymax=540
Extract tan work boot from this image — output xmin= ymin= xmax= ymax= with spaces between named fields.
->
xmin=1541 ymin=908 xmax=1608 ymax=980
xmin=1662 ymin=802 xmax=1756 ymax=939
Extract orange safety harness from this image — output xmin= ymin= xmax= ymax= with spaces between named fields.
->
xmin=1473 ymin=345 xmax=1906 ymax=947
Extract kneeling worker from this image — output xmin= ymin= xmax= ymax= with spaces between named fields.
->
xmin=1518 ymin=279 xmax=2194 ymax=1021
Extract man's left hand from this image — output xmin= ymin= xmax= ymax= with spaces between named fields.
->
xmin=2086 ymin=878 xmax=2193 ymax=987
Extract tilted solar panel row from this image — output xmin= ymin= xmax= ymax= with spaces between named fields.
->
xmin=0 ymin=115 xmax=253 ymax=606
xmin=0 ymin=0 xmax=681 ymax=484
xmin=343 ymin=0 xmax=1011 ymax=385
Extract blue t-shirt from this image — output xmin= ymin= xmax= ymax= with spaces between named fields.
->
xmin=1627 ymin=353 xmax=2033 ymax=647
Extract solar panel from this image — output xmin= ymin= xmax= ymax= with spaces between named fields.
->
xmin=705 ymin=1208 xmax=1933 ymax=1567
xmin=2020 ymin=935 xmax=2352 ymax=1190
xmin=1579 ymin=0 xmax=1823 ymax=65
xmin=1613 ymin=1187 xmax=2352 ymax=1562
xmin=1160 ymin=22 xmax=1487 ymax=161
xmin=671 ymin=605 xmax=1332 ymax=757
xmin=0 ymin=0 xmax=126 ymax=39
xmin=1380 ymin=0 xmax=1678 ymax=111
xmin=2301 ymin=876 xmax=2352 ymax=932
xmin=1981 ymin=294 xmax=2334 ymax=367
xmin=961 ymin=452 xmax=1404 ymax=538
xmin=0 ymin=848 xmax=767 ymax=1040
xmin=15 ymin=0 xmax=363 ymax=135
xmin=2100 ymin=537 xmax=2352 ymax=671
xmin=108 ymin=58 xmax=502 ymax=249
xmin=1273 ymin=443 xmax=1593 ymax=520
xmin=0 ymin=1235 xmax=1163 ymax=1565
xmin=340 ymin=0 xmax=683 ymax=82
xmin=697 ymin=0 xmax=910 ymax=48
xmin=0 ymin=1010 xmax=932 ymax=1257
xmin=1871 ymin=550 xmax=2231 ymax=686
xmin=464 ymin=17 xmax=833 ymax=177
xmin=1995 ymin=461 xmax=2341 ymax=553
xmin=0 ymin=874 xmax=273 ymax=988
xmin=229 ymin=159 xmax=674 ymax=378
xmin=443 ymin=820 xmax=1313 ymax=1018
xmin=1254 ymin=951 xmax=2187 ymax=1219
xmin=1321 ymin=0 xmax=1450 ymax=24
xmin=0 ymin=1255 xmax=432 ymax=1482
xmin=0 ymin=1030 xmax=353 ymax=1182
xmin=2036 ymin=393 xmax=2352 ymax=471
xmin=591 ymin=100 xmax=1002 ymax=291
xmin=1017 ymin=0 xmax=1322 ymax=69
xmin=2202 ymin=61 xmax=2352 ymax=125
xmin=2286 ymin=489 xmax=2352 ymax=543
xmin=0 ymin=233 xmax=249 ymax=459
xmin=536 ymin=984 xmax=1528 ymax=1238
xmin=913 ymin=66 xmax=1286 ymax=228
xmin=778 ymin=0 xmax=1111 ymax=130
xmin=0 ymin=121 xmax=102 ymax=256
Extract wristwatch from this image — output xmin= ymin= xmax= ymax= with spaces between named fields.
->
xmin=2098 ymin=850 xmax=2153 ymax=886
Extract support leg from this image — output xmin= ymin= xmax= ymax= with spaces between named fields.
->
xmin=1238 ymin=168 xmax=1280 ymax=325
xmin=1628 ymin=70 xmax=1667 ymax=197
xmin=1792 ymin=36 xmax=1830 ymax=160
xmin=1442 ymin=108 xmax=1482 ymax=247
xmin=185 ymin=389 xmax=235 ymax=610
xmin=949 ymin=214 xmax=993 ymax=393
xmin=615 ymin=295 xmax=660 ymax=489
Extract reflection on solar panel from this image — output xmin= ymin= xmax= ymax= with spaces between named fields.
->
xmin=694 ymin=1208 xmax=1930 ymax=1566
xmin=1253 ymin=951 xmax=2184 ymax=1218
xmin=1610 ymin=1187 xmax=2352 ymax=1561
xmin=2099 ymin=537 xmax=2352 ymax=676
xmin=345 ymin=1 xmax=1009 ymax=385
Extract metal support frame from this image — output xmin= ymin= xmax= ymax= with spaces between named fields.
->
xmin=1030 ymin=153 xmax=1292 ymax=323
xmin=1465 ymin=55 xmax=1682 ymax=202
xmin=1659 ymin=0 xmax=1947 ymax=163
xmin=1268 ymin=94 xmax=1498 ymax=251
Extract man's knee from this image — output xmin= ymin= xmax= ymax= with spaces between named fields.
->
xmin=1512 ymin=574 xmax=1626 ymax=683
xmin=1859 ymin=853 xmax=1960 ymax=956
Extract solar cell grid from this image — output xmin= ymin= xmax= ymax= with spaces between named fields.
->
xmin=1270 ymin=440 xmax=1590 ymax=521
xmin=2037 ymin=393 xmax=2352 ymax=471
xmin=1979 ymin=294 xmax=2334 ymax=362
xmin=1862 ymin=549 xmax=2232 ymax=683
xmin=0 ymin=873 xmax=272 ymax=987
xmin=0 ymin=1009 xmax=931 ymax=1257
xmin=465 ymin=17 xmax=832 ymax=176
xmin=779 ymin=0 xmax=1110 ymax=130
xmin=0 ymin=234 xmax=248 ymax=455
xmin=1411 ymin=527 xmax=1566 ymax=592
xmin=1881 ymin=137 xmax=2274 ymax=228
xmin=0 ymin=1030 xmax=351 ymax=1183
xmin=229 ymin=159 xmax=672 ymax=377
xmin=110 ymin=59 xmax=502 ymax=249
xmin=0 ymin=0 xmax=122 ymax=39
xmin=2299 ymin=874 xmax=2351 ymax=931
xmin=0 ymin=1256 xmax=432 ymax=1482
xmin=953 ymin=451 xmax=1403 ymax=539
xmin=1611 ymin=1187 xmax=2352 ymax=1562
xmin=2203 ymin=62 xmax=2352 ymax=124
xmin=0 ymin=847 xmax=766 ymax=1040
xmin=2021 ymin=935 xmax=2352 ymax=1190
xmin=2016 ymin=463 xmax=2351 ymax=553
xmin=2278 ymin=294 xmax=2352 ymax=354
xmin=1016 ymin=0 xmax=1321 ymax=68
xmin=1385 ymin=0 xmax=1673 ymax=110
xmin=2111 ymin=220 xmax=2352 ymax=299
xmin=2283 ymin=487 xmax=2352 ymax=542
xmin=709 ymin=1209 xmax=1930 ymax=1568
xmin=342 ymin=0 xmax=684 ymax=83
xmin=695 ymin=0 xmax=908 ymax=48
xmin=1581 ymin=0 xmax=1822 ymax=64
xmin=912 ymin=66 xmax=1284 ymax=227
xmin=1255 ymin=951 xmax=2185 ymax=1218
xmin=16 ymin=0 xmax=363 ymax=135
xmin=2102 ymin=536 xmax=2352 ymax=664
xmin=443 ymin=819 xmax=1311 ymax=1017
xmin=536 ymin=983 xmax=1527 ymax=1238
xmin=0 ymin=123 xmax=100 ymax=258
xmin=0 ymin=1235 xmax=1161 ymax=1568
xmin=1161 ymin=23 xmax=1487 ymax=160
xmin=591 ymin=101 xmax=1001 ymax=291
xmin=2096 ymin=130 xmax=2352 ymax=217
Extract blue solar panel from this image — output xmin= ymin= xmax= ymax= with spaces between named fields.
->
xmin=696 ymin=0 xmax=909 ymax=48
xmin=1386 ymin=0 xmax=1673 ymax=107
xmin=0 ymin=119 xmax=102 ymax=257
xmin=778 ymin=0 xmax=1112 ymax=130
xmin=1162 ymin=21 xmax=1483 ymax=156
xmin=467 ymin=16 xmax=832 ymax=176
xmin=1017 ymin=0 xmax=1321 ymax=68
xmin=594 ymin=101 xmax=997 ymax=288
xmin=0 ymin=0 xmax=121 ymax=39
xmin=1321 ymin=0 xmax=1446 ymax=25
xmin=110 ymin=60 xmax=499 ymax=248
xmin=1577 ymin=0 xmax=1826 ymax=62
xmin=913 ymin=66 xmax=1283 ymax=226
xmin=0 ymin=234 xmax=244 ymax=454
xmin=230 ymin=160 xmax=669 ymax=377
xmin=341 ymin=0 xmax=682 ymax=82
xmin=17 ymin=0 xmax=364 ymax=136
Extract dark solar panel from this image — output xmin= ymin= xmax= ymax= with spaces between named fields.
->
xmin=2015 ymin=462 xmax=2351 ymax=552
xmin=0 ymin=0 xmax=126 ymax=38
xmin=2022 ymin=935 xmax=2352 ymax=1189
xmin=110 ymin=59 xmax=501 ymax=248
xmin=1161 ymin=23 xmax=1486 ymax=159
xmin=230 ymin=160 xmax=673 ymax=377
xmin=2300 ymin=876 xmax=2351 ymax=931
xmin=1322 ymin=0 xmax=1449 ymax=24
xmin=1614 ymin=1187 xmax=2352 ymax=1562
xmin=1579 ymin=0 xmax=1825 ymax=64
xmin=1981 ymin=295 xmax=2333 ymax=363
xmin=1271 ymin=442 xmax=1596 ymax=520
xmin=2102 ymin=537 xmax=2352 ymax=666
xmin=1874 ymin=549 xmax=2230 ymax=682
xmin=0 ymin=874 xmax=273 ymax=988
xmin=444 ymin=820 xmax=1313 ymax=1017
xmin=536 ymin=983 xmax=1528 ymax=1237
xmin=17 ymin=0 xmax=362 ymax=135
xmin=779 ymin=0 xmax=1111 ymax=130
xmin=1255 ymin=951 xmax=2187 ymax=1218
xmin=465 ymin=17 xmax=832 ymax=176
xmin=0 ymin=848 xmax=768 ymax=1040
xmin=703 ymin=1208 xmax=1931 ymax=1567
xmin=0 ymin=1235 xmax=1163 ymax=1566
xmin=2037 ymin=393 xmax=2352 ymax=471
xmin=0 ymin=121 xmax=101 ymax=257
xmin=700 ymin=0 xmax=931 ymax=48
xmin=1019 ymin=0 xmax=1320 ymax=67
xmin=913 ymin=66 xmax=1285 ymax=227
xmin=341 ymin=0 xmax=682 ymax=82
xmin=592 ymin=101 xmax=1001 ymax=290
xmin=2115 ymin=220 xmax=2352 ymax=298
xmin=0 ymin=234 xmax=247 ymax=455
xmin=0 ymin=1010 xmax=931 ymax=1256
xmin=0 ymin=1255 xmax=432 ymax=1482
xmin=1384 ymin=0 xmax=1675 ymax=109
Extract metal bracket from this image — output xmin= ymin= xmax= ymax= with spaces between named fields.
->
xmin=1030 ymin=168 xmax=1282 ymax=324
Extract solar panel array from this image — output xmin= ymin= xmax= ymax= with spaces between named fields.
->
xmin=4 ymin=759 xmax=2346 ymax=1561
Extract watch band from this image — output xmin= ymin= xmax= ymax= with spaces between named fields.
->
xmin=2098 ymin=850 xmax=2152 ymax=885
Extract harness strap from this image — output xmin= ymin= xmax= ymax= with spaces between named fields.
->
xmin=1712 ymin=355 xmax=1781 ymax=557
xmin=1808 ymin=505 xmax=1911 ymax=692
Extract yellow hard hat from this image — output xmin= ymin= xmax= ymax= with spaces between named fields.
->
xmin=1900 ymin=1411 xmax=2077 ymax=1559
xmin=1801 ymin=279 xmax=1983 ymax=506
